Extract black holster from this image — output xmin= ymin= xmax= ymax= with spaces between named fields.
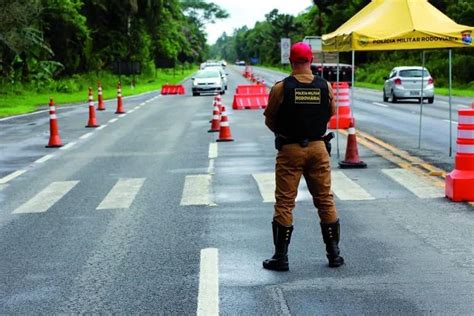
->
xmin=323 ymin=132 xmax=335 ymax=156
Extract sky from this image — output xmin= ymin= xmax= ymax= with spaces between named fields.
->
xmin=204 ymin=0 xmax=314 ymax=44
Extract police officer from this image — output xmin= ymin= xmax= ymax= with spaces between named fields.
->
xmin=262 ymin=42 xmax=344 ymax=271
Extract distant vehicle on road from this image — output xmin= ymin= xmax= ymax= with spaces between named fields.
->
xmin=383 ymin=66 xmax=434 ymax=103
xmin=203 ymin=66 xmax=228 ymax=90
xmin=310 ymin=63 xmax=353 ymax=84
xmin=191 ymin=69 xmax=225 ymax=96
xmin=235 ymin=60 xmax=246 ymax=66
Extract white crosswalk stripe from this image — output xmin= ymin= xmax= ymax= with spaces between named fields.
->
xmin=382 ymin=168 xmax=444 ymax=199
xmin=13 ymin=181 xmax=79 ymax=214
xmin=331 ymin=171 xmax=375 ymax=201
xmin=180 ymin=175 xmax=215 ymax=206
xmin=252 ymin=173 xmax=313 ymax=203
xmin=97 ymin=178 xmax=145 ymax=210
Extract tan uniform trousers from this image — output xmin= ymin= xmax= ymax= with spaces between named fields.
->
xmin=274 ymin=140 xmax=338 ymax=226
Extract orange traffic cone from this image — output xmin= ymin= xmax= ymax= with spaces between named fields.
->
xmin=115 ymin=81 xmax=125 ymax=114
xmin=216 ymin=106 xmax=234 ymax=142
xmin=86 ymin=87 xmax=100 ymax=128
xmin=46 ymin=97 xmax=63 ymax=148
xmin=339 ymin=122 xmax=366 ymax=168
xmin=208 ymin=102 xmax=221 ymax=133
xmin=97 ymin=81 xmax=105 ymax=111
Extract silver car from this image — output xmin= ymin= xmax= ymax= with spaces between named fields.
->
xmin=383 ymin=66 xmax=434 ymax=103
xmin=191 ymin=69 xmax=225 ymax=96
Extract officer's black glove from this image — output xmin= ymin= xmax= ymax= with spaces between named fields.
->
xmin=323 ymin=132 xmax=335 ymax=156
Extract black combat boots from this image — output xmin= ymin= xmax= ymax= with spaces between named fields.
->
xmin=320 ymin=220 xmax=345 ymax=268
xmin=263 ymin=222 xmax=293 ymax=271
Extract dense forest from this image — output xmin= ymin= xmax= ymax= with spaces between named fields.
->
xmin=1 ymin=0 xmax=472 ymax=90
xmin=0 ymin=0 xmax=228 ymax=85
xmin=209 ymin=0 xmax=474 ymax=88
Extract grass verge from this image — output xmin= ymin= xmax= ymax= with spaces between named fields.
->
xmin=0 ymin=67 xmax=197 ymax=118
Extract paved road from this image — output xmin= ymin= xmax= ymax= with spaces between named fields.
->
xmin=250 ymin=65 xmax=473 ymax=172
xmin=0 ymin=69 xmax=473 ymax=314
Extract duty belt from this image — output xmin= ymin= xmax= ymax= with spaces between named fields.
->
xmin=280 ymin=136 xmax=323 ymax=148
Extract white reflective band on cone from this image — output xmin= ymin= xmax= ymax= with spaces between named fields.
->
xmin=459 ymin=116 xmax=474 ymax=125
xmin=49 ymin=106 xmax=56 ymax=111
xmin=50 ymin=114 xmax=57 ymax=119
xmin=348 ymin=127 xmax=355 ymax=134
xmin=220 ymin=122 xmax=229 ymax=127
xmin=213 ymin=115 xmax=219 ymax=119
xmin=457 ymin=144 xmax=474 ymax=154
xmin=458 ymin=130 xmax=474 ymax=139
xmin=89 ymin=102 xmax=94 ymax=107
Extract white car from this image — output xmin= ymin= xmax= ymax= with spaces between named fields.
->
xmin=383 ymin=66 xmax=434 ymax=103
xmin=203 ymin=66 xmax=228 ymax=90
xmin=191 ymin=69 xmax=225 ymax=96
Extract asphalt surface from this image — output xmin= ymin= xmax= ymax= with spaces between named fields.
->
xmin=0 ymin=67 xmax=473 ymax=314
xmin=251 ymin=65 xmax=473 ymax=172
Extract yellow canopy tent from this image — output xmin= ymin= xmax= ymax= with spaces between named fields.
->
xmin=322 ymin=0 xmax=473 ymax=52
xmin=321 ymin=0 xmax=473 ymax=156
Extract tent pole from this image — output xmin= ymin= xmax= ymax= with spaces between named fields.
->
xmin=352 ymin=50 xmax=355 ymax=121
xmin=449 ymin=49 xmax=453 ymax=157
xmin=336 ymin=53 xmax=340 ymax=158
xmin=418 ymin=51 xmax=425 ymax=149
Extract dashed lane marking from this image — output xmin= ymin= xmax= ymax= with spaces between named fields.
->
xmin=180 ymin=175 xmax=215 ymax=206
xmin=443 ymin=119 xmax=458 ymax=125
xmin=80 ymin=132 xmax=94 ymax=140
xmin=331 ymin=171 xmax=375 ymax=200
xmin=209 ymin=143 xmax=218 ymax=159
xmin=34 ymin=154 xmax=55 ymax=164
xmin=382 ymin=168 xmax=444 ymax=199
xmin=109 ymin=118 xmax=119 ymax=124
xmin=60 ymin=142 xmax=76 ymax=150
xmin=118 ymin=114 xmax=127 ymax=118
xmin=96 ymin=125 xmax=107 ymax=130
xmin=197 ymin=248 xmax=219 ymax=316
xmin=373 ymin=102 xmax=389 ymax=108
xmin=96 ymin=178 xmax=145 ymax=210
xmin=208 ymin=159 xmax=215 ymax=174
xmin=0 ymin=170 xmax=27 ymax=185
xmin=13 ymin=181 xmax=79 ymax=214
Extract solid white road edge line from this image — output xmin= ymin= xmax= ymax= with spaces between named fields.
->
xmin=197 ymin=248 xmax=219 ymax=316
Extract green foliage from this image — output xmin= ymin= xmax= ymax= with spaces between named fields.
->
xmin=210 ymin=0 xmax=473 ymax=89
xmin=0 ymin=0 xmax=228 ymax=87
